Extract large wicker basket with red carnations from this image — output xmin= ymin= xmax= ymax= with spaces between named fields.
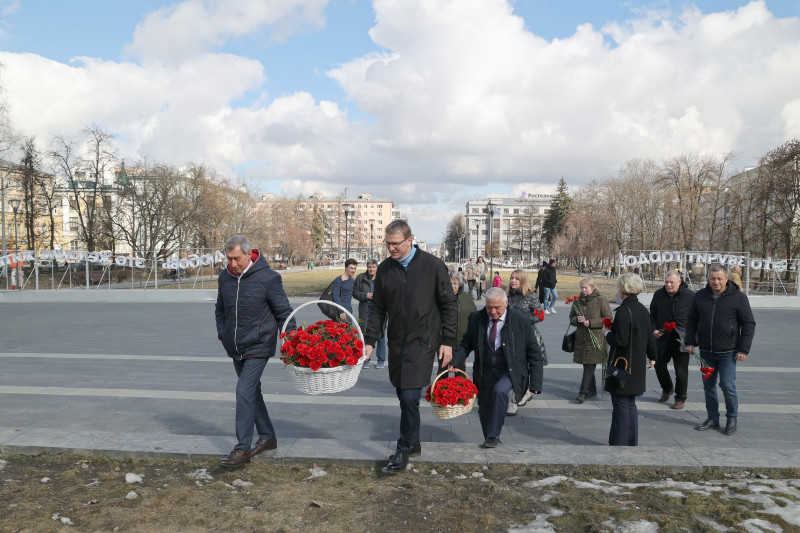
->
xmin=426 ymin=368 xmax=479 ymax=419
xmin=279 ymin=300 xmax=366 ymax=395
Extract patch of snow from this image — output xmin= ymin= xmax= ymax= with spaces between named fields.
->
xmin=40 ymin=477 xmax=50 ymax=483
xmin=0 ymin=459 xmax=7 ymax=471
xmin=125 ymin=473 xmax=143 ymax=484
xmin=454 ymin=474 xmax=467 ymax=480
xmin=471 ymin=472 xmax=484 ymax=478
xmin=126 ymin=491 xmax=138 ymax=500
xmin=760 ymin=501 xmax=800 ymax=527
xmin=660 ymin=491 xmax=684 ymax=498
xmin=305 ymin=467 xmax=327 ymax=480
xmin=695 ymin=515 xmax=731 ymax=532
xmin=523 ymin=476 xmax=568 ymax=489
xmin=508 ymin=508 xmax=564 ymax=532
xmin=185 ymin=469 xmax=214 ymax=487
xmin=740 ymin=518 xmax=783 ymax=533
xmin=430 ymin=469 xmax=438 ymax=476
xmin=232 ymin=479 xmax=253 ymax=487
xmin=60 ymin=517 xmax=74 ymax=526
xmin=614 ymin=520 xmax=659 ymax=533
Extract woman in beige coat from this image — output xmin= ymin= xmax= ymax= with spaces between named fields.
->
xmin=569 ymin=276 xmax=612 ymax=403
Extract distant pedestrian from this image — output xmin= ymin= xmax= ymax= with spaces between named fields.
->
xmin=650 ymin=270 xmax=695 ymax=410
xmin=729 ymin=265 xmax=743 ymax=290
xmin=492 ymin=273 xmax=502 ymax=288
xmin=465 ymin=259 xmax=477 ymax=298
xmin=450 ymin=288 xmax=543 ymax=448
xmin=601 ymin=273 xmax=656 ymax=447
xmin=475 ymin=257 xmax=487 ymax=300
xmin=354 ymin=259 xmax=387 ymax=368
xmin=685 ymin=264 xmax=756 ymax=435
xmin=540 ymin=259 xmax=558 ymax=314
xmin=534 ymin=261 xmax=547 ymax=304
xmin=442 ymin=271 xmax=477 ymax=372
xmin=215 ymin=235 xmax=295 ymax=467
xmin=332 ymin=258 xmax=357 ymax=321
xmin=363 ymin=220 xmax=457 ymax=473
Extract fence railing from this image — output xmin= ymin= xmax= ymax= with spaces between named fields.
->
xmin=0 ymin=248 xmax=226 ymax=291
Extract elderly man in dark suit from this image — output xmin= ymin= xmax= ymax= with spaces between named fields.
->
xmin=450 ymin=287 xmax=543 ymax=448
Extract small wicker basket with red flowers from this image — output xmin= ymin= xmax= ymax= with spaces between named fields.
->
xmin=426 ymin=369 xmax=479 ymax=419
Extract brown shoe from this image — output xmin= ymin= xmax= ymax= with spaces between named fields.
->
xmin=672 ymin=400 xmax=685 ymax=410
xmin=220 ymin=449 xmax=251 ymax=467
xmin=658 ymin=389 xmax=674 ymax=403
xmin=251 ymin=438 xmax=277 ymax=456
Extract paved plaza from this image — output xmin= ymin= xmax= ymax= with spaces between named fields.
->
xmin=1 ymin=296 xmax=799 ymax=469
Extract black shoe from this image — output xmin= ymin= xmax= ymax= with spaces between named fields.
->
xmin=480 ymin=437 xmax=501 ymax=448
xmin=695 ymin=418 xmax=720 ymax=431
xmin=724 ymin=418 xmax=737 ymax=435
xmin=575 ymin=393 xmax=586 ymax=404
xmin=219 ymin=449 xmax=252 ymax=467
xmin=385 ymin=451 xmax=409 ymax=473
xmin=409 ymin=444 xmax=421 ymax=457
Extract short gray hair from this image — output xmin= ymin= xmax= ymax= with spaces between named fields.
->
xmin=225 ymin=235 xmax=252 ymax=254
xmin=616 ymin=272 xmax=645 ymax=296
xmin=449 ymin=271 xmax=463 ymax=286
xmin=385 ymin=219 xmax=412 ymax=239
xmin=366 ymin=258 xmax=378 ymax=266
xmin=665 ymin=269 xmax=681 ymax=281
xmin=709 ymin=264 xmax=729 ymax=277
xmin=484 ymin=287 xmax=507 ymax=302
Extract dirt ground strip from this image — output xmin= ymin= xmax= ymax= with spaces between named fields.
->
xmin=2 ymin=453 xmax=799 ymax=532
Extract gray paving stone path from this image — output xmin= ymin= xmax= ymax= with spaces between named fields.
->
xmin=1 ymin=297 xmax=799 ymax=469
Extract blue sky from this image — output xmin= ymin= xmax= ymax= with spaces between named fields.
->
xmin=0 ymin=0 xmax=799 ymax=240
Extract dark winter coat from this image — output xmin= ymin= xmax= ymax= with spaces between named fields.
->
xmin=364 ymin=247 xmax=458 ymax=389
xmin=353 ymin=271 xmax=374 ymax=323
xmin=649 ymin=281 xmax=695 ymax=356
xmin=452 ymin=307 xmax=544 ymax=402
xmin=539 ymin=265 xmax=557 ymax=289
xmin=604 ymin=295 xmax=657 ymax=396
xmin=685 ymin=280 xmax=756 ymax=354
xmin=569 ymin=290 xmax=612 ymax=365
xmin=507 ymin=288 xmax=548 ymax=365
xmin=215 ymin=249 xmax=296 ymax=360
xmin=455 ymin=287 xmax=477 ymax=345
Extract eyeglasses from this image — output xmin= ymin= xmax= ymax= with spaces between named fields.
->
xmin=384 ymin=238 xmax=407 ymax=248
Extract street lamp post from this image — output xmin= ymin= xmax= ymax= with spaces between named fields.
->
xmin=9 ymin=198 xmax=20 ymax=290
xmin=474 ymin=220 xmax=480 ymax=261
xmin=1 ymin=172 xmax=6 ymax=282
xmin=486 ymin=201 xmax=497 ymax=283
xmin=369 ymin=219 xmax=374 ymax=259
xmin=343 ymin=203 xmax=354 ymax=260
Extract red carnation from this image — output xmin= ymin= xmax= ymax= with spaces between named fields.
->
xmin=602 ymin=317 xmax=613 ymax=328
xmin=663 ymin=322 xmax=677 ymax=332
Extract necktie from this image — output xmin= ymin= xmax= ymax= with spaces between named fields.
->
xmin=489 ymin=318 xmax=499 ymax=348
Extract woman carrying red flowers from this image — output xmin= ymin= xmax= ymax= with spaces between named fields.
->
xmin=568 ymin=277 xmax=612 ymax=403
xmin=505 ymin=269 xmax=548 ymax=415
xmin=601 ymin=273 xmax=657 ymax=447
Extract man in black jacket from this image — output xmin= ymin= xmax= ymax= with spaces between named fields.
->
xmin=364 ymin=220 xmax=457 ymax=473
xmin=450 ymin=287 xmax=543 ymax=448
xmin=354 ymin=259 xmax=386 ymax=368
xmin=540 ymin=259 xmax=558 ymax=314
xmin=215 ymin=235 xmax=295 ymax=467
xmin=649 ymin=270 xmax=695 ymax=409
xmin=685 ymin=264 xmax=756 ymax=435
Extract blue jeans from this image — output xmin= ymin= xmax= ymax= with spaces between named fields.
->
xmin=375 ymin=326 xmax=387 ymax=362
xmin=700 ymin=350 xmax=738 ymax=421
xmin=233 ymin=356 xmax=275 ymax=450
xmin=543 ymin=287 xmax=558 ymax=311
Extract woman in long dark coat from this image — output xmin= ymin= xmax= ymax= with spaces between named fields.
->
xmin=601 ymin=273 xmax=657 ymax=446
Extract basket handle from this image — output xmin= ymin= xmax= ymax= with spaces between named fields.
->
xmin=279 ymin=299 xmax=365 ymax=359
xmin=432 ymin=367 xmax=470 ymax=386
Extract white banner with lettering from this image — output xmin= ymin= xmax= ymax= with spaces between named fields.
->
xmin=619 ymin=251 xmax=790 ymax=272
xmin=0 ymin=250 xmax=226 ymax=270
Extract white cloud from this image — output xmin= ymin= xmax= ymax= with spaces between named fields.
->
xmin=124 ymin=0 xmax=330 ymax=63
xmin=1 ymin=0 xmax=799 ymax=241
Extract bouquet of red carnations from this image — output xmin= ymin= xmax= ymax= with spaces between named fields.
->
xmin=280 ymin=320 xmax=364 ymax=371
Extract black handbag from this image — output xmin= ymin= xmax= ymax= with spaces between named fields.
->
xmin=605 ymin=307 xmax=633 ymax=388
xmin=561 ymin=324 xmax=576 ymax=352
xmin=605 ymin=356 xmax=629 ymax=388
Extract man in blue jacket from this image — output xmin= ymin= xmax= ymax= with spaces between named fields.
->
xmin=685 ymin=264 xmax=755 ymax=435
xmin=215 ymin=235 xmax=295 ymax=467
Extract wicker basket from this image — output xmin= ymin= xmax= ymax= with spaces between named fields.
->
xmin=280 ymin=300 xmax=366 ymax=395
xmin=429 ymin=368 xmax=477 ymax=420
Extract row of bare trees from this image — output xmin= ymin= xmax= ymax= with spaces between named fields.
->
xmin=551 ymin=140 xmax=800 ymax=278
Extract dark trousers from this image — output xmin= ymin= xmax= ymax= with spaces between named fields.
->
xmin=467 ymin=279 xmax=475 ymax=297
xmin=579 ymin=364 xmax=597 ymax=395
xmin=609 ymin=393 xmax=638 ymax=446
xmin=395 ymin=387 xmax=422 ymax=452
xmin=478 ymin=349 xmax=512 ymax=439
xmin=233 ymin=356 xmax=275 ymax=451
xmin=655 ymin=343 xmax=690 ymax=401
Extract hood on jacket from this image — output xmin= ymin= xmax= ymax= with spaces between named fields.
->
xmin=226 ymin=248 xmax=264 ymax=277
